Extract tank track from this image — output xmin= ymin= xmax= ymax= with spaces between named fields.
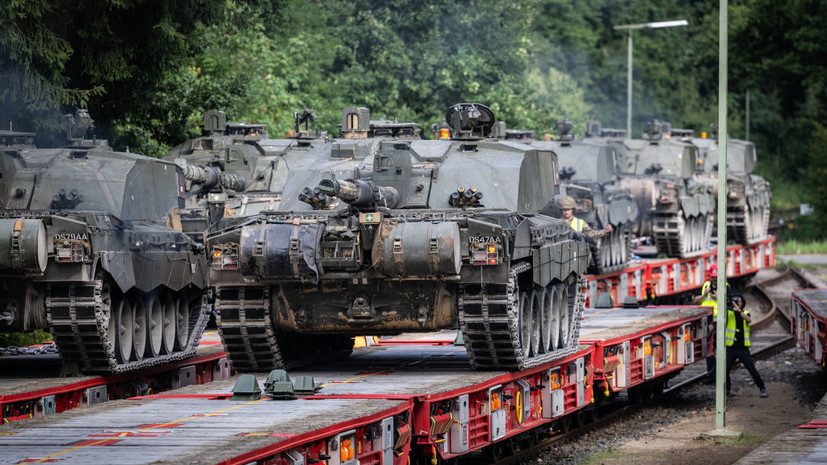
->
xmin=45 ymin=280 xmax=209 ymax=374
xmin=593 ymin=226 xmax=633 ymax=275
xmin=215 ymin=286 xmax=353 ymax=372
xmin=652 ymin=212 xmax=713 ymax=259
xmin=458 ymin=262 xmax=584 ymax=371
xmin=727 ymin=204 xmax=770 ymax=244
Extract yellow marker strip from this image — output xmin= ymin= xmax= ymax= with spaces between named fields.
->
xmin=320 ymin=355 xmax=440 ymax=388
xmin=27 ymin=398 xmax=266 ymax=462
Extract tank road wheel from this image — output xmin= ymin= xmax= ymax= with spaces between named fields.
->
xmin=519 ymin=291 xmax=532 ymax=357
xmin=609 ymin=229 xmax=620 ymax=266
xmin=596 ymin=236 xmax=610 ymax=271
xmin=145 ymin=294 xmax=164 ymax=357
xmin=131 ymin=295 xmax=147 ymax=360
xmin=748 ymin=207 xmax=759 ymax=242
xmin=558 ymin=283 xmax=571 ymax=348
xmin=109 ymin=295 xmax=133 ymax=363
xmin=529 ymin=289 xmax=542 ymax=356
xmin=619 ymin=227 xmax=630 ymax=265
xmin=161 ymin=291 xmax=176 ymax=354
xmin=174 ymin=289 xmax=191 ymax=350
xmin=548 ymin=283 xmax=562 ymax=349
xmin=539 ymin=286 xmax=553 ymax=353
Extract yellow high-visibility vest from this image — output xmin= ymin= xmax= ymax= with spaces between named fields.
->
xmin=700 ymin=281 xmax=718 ymax=318
xmin=568 ymin=217 xmax=585 ymax=232
xmin=725 ymin=307 xmax=751 ymax=347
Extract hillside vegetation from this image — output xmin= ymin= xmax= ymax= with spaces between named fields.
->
xmin=2 ymin=0 xmax=826 ymax=237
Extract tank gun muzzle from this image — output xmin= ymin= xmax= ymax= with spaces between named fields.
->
xmin=306 ymin=178 xmax=400 ymax=210
xmin=175 ymin=159 xmax=247 ymax=195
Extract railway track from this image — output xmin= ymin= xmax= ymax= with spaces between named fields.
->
xmin=478 ymin=265 xmax=817 ymax=465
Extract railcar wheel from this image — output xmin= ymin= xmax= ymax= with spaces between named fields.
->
xmin=174 ymin=290 xmax=191 ymax=350
xmin=161 ymin=291 xmax=176 ymax=354
xmin=131 ymin=296 xmax=147 ymax=360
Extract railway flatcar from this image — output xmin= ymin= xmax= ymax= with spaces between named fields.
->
xmin=791 ymin=289 xmax=827 ymax=366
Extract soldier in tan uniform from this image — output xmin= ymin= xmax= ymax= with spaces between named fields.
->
xmin=559 ymin=195 xmax=612 ymax=239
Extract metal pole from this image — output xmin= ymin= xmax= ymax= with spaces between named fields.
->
xmin=615 ymin=21 xmax=686 ymax=138
xmin=716 ymin=0 xmax=729 ymax=431
xmin=746 ymin=90 xmax=750 ymax=141
xmin=627 ymin=29 xmax=633 ymax=137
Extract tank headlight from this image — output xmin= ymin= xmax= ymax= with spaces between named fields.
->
xmin=471 ymin=243 xmax=498 ymax=265
xmin=55 ymin=241 xmax=87 ymax=263
xmin=211 ymin=244 xmax=239 ymax=270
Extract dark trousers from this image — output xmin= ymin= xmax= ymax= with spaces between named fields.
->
xmin=706 ymin=325 xmax=716 ymax=381
xmin=725 ymin=346 xmax=765 ymax=392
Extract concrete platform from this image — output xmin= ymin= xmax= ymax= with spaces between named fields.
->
xmin=735 ymin=389 xmax=827 ymax=464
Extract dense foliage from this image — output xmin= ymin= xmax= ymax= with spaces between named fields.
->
xmin=2 ymin=0 xmax=826 ymax=237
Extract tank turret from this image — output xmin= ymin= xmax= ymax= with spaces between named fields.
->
xmin=0 ymin=127 xmax=209 ymax=374
xmin=206 ymin=103 xmax=590 ymax=372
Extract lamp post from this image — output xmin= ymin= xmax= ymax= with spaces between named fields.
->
xmin=614 ymin=19 xmax=688 ymax=137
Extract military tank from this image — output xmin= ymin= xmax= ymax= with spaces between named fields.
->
xmin=0 ymin=110 xmax=210 ymax=374
xmin=206 ymin=103 xmax=590 ymax=372
xmin=517 ymin=120 xmax=639 ymax=274
xmin=692 ymin=133 xmax=771 ymax=244
xmin=609 ymin=120 xmax=715 ymax=258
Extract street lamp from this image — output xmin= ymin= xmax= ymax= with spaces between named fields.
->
xmin=614 ymin=19 xmax=688 ymax=137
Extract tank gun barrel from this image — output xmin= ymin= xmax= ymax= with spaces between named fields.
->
xmin=175 ymin=159 xmax=246 ymax=193
xmin=313 ymin=178 xmax=400 ymax=209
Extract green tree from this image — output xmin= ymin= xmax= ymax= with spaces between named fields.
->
xmin=0 ymin=0 xmax=231 ymax=143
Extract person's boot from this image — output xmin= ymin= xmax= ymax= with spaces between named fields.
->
xmin=760 ymin=388 xmax=768 ymax=398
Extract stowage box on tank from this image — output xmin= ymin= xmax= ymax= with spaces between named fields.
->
xmin=0 ymin=111 xmax=209 ymax=374
xmin=207 ymin=104 xmax=590 ymax=372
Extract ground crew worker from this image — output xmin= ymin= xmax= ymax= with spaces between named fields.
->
xmin=725 ymin=293 xmax=768 ymax=398
xmin=694 ymin=264 xmax=732 ymax=382
xmin=559 ymin=196 xmax=612 ymax=239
